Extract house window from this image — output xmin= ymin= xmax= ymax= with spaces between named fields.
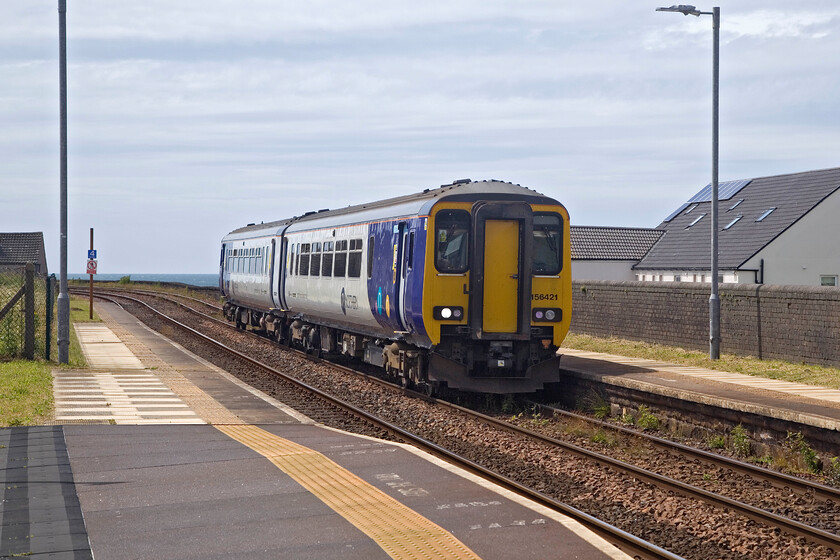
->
xmin=821 ymin=275 xmax=838 ymax=287
xmin=728 ymin=199 xmax=744 ymax=211
xmin=756 ymin=207 xmax=776 ymax=222
xmin=684 ymin=204 xmax=699 ymax=214
xmin=723 ymin=215 xmax=742 ymax=230
xmin=674 ymin=275 xmax=681 ymax=282
xmin=686 ymin=214 xmax=706 ymax=229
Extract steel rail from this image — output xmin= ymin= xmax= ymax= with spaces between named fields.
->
xmin=526 ymin=401 xmax=840 ymax=502
xmin=427 ymin=398 xmax=840 ymax=552
xmin=88 ymin=290 xmax=684 ymax=560
xmin=88 ymin=287 xmax=840 ymax=552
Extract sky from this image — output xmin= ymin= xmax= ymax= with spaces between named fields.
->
xmin=1 ymin=2 xmax=839 ymax=274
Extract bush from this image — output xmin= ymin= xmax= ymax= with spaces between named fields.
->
xmin=119 ymin=275 xmax=131 ymax=284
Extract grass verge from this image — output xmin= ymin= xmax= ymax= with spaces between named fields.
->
xmin=0 ymin=360 xmax=54 ymax=427
xmin=562 ymin=332 xmax=840 ymax=390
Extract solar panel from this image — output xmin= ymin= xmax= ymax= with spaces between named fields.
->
xmin=687 ymin=179 xmax=752 ymax=203
xmin=663 ymin=202 xmax=690 ymax=223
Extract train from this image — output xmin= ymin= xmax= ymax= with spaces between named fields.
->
xmin=219 ymin=179 xmax=571 ymax=394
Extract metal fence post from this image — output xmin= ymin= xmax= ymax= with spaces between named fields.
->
xmin=46 ymin=274 xmax=55 ymax=361
xmin=24 ymin=262 xmax=35 ymax=359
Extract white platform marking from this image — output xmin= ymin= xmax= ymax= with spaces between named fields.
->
xmin=53 ymin=323 xmax=205 ymax=424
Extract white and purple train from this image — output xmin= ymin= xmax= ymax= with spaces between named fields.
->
xmin=220 ymin=179 xmax=571 ymax=394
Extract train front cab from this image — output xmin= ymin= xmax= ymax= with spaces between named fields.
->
xmin=425 ymin=198 xmax=571 ymax=393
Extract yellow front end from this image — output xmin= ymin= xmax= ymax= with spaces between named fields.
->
xmin=423 ymin=201 xmax=571 ymax=348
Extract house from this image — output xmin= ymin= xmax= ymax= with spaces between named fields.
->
xmin=570 ymin=226 xmax=663 ymax=281
xmin=0 ymin=232 xmax=49 ymax=275
xmin=633 ymin=167 xmax=840 ymax=286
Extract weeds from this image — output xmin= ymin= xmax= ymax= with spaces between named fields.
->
xmin=826 ymin=457 xmax=840 ymax=486
xmin=730 ymin=425 xmax=751 ymax=458
xmin=707 ymin=434 xmax=726 ymax=449
xmin=577 ymin=389 xmax=611 ymax=419
xmin=636 ymin=405 xmax=660 ymax=431
xmin=591 ymin=430 xmax=619 ymax=447
xmin=784 ymin=432 xmax=821 ymax=474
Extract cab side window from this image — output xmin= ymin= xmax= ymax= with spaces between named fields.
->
xmin=435 ymin=210 xmax=470 ymax=273
xmin=532 ymin=213 xmax=563 ymax=275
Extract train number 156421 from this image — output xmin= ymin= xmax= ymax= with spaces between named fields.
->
xmin=532 ymin=293 xmax=558 ymax=301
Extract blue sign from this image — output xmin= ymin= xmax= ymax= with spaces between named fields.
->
xmin=88 ymin=249 xmax=97 ymax=259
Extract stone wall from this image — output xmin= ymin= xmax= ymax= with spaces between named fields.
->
xmin=570 ymin=281 xmax=840 ymax=366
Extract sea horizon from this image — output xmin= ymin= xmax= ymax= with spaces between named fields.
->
xmin=68 ymin=273 xmax=218 ymax=288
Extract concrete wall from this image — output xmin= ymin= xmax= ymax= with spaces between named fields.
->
xmin=570 ymin=280 xmax=840 ymax=366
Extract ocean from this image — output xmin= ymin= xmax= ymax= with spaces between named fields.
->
xmin=68 ymin=273 xmax=218 ymax=288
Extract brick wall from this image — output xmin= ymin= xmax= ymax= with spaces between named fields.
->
xmin=570 ymin=281 xmax=840 ymax=366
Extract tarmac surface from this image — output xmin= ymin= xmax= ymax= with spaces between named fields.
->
xmin=1 ymin=302 xmax=630 ymax=560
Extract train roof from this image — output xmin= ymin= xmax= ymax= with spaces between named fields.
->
xmin=222 ymin=179 xmax=561 ymax=241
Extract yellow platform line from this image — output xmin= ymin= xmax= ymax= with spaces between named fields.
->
xmin=94 ymin=304 xmax=480 ymax=558
xmin=217 ymin=424 xmax=481 ymax=560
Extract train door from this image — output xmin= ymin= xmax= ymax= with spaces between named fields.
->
xmin=393 ymin=222 xmax=408 ymax=331
xmin=277 ymin=237 xmax=288 ymax=310
xmin=397 ymin=224 xmax=416 ymax=330
xmin=483 ymin=220 xmax=519 ymax=332
xmin=220 ymin=243 xmax=229 ymax=295
xmin=470 ymin=202 xmax=533 ymax=340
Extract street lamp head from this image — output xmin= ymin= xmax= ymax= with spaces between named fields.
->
xmin=656 ymin=5 xmax=701 ymax=16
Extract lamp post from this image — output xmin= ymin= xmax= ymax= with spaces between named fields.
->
xmin=57 ymin=0 xmax=70 ymax=363
xmin=656 ymin=4 xmax=721 ymax=360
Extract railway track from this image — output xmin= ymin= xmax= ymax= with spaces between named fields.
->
xmin=76 ymin=286 xmax=840 ymax=559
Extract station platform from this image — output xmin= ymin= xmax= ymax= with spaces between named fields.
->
xmin=558 ymin=347 xmax=840 ymax=434
xmin=0 ymin=302 xmax=630 ymax=560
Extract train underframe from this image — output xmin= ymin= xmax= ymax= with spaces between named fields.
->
xmin=223 ymin=302 xmax=560 ymax=394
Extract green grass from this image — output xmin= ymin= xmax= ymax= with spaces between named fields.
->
xmin=69 ymin=295 xmax=101 ymax=323
xmin=0 ymin=360 xmax=54 ymax=427
xmin=562 ymin=332 xmax=840 ymax=390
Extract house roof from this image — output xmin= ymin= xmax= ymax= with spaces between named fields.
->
xmin=634 ymin=167 xmax=840 ymax=271
xmin=570 ymin=226 xmax=664 ymax=261
xmin=0 ymin=232 xmax=47 ymax=271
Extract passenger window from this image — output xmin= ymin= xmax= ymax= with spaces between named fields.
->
xmin=299 ymin=243 xmax=310 ymax=277
xmin=310 ymin=242 xmax=321 ymax=276
xmin=532 ymin=213 xmax=563 ymax=275
xmin=435 ymin=210 xmax=470 ymax=273
xmin=348 ymin=239 xmax=362 ymax=278
xmin=322 ymin=241 xmax=334 ymax=277
xmin=334 ymin=240 xmax=348 ymax=277
xmin=407 ymin=231 xmax=415 ymax=270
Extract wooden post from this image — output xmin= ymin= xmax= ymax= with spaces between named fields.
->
xmin=89 ymin=227 xmax=94 ymax=319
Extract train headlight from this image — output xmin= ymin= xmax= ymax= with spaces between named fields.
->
xmin=434 ymin=306 xmax=464 ymax=320
xmin=532 ymin=308 xmax=562 ymax=322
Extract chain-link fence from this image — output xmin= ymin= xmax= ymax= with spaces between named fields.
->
xmin=0 ymin=264 xmax=55 ymax=360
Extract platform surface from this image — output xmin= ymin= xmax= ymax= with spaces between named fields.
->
xmin=2 ymin=301 xmax=630 ymax=560
xmin=559 ymin=347 xmax=840 ymax=431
